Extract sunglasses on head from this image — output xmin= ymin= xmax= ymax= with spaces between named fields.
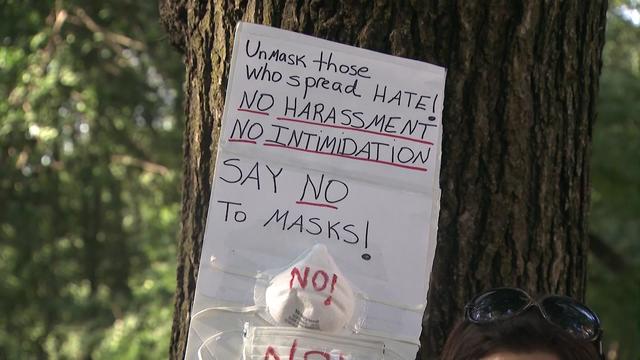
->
xmin=464 ymin=287 xmax=604 ymax=359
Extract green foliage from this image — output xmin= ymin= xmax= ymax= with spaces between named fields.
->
xmin=1 ymin=0 xmax=638 ymax=359
xmin=0 ymin=0 xmax=183 ymax=358
xmin=587 ymin=3 xmax=640 ymax=360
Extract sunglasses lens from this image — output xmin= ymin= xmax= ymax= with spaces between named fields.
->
xmin=541 ymin=296 xmax=600 ymax=341
xmin=469 ymin=288 xmax=530 ymax=322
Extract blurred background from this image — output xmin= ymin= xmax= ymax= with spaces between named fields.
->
xmin=0 ymin=0 xmax=638 ymax=359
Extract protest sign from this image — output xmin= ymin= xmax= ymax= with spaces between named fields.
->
xmin=185 ymin=22 xmax=446 ymax=359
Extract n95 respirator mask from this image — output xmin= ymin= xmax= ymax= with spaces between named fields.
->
xmin=259 ymin=243 xmax=355 ymax=332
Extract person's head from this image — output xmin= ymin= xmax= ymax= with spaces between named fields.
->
xmin=441 ymin=288 xmax=603 ymax=360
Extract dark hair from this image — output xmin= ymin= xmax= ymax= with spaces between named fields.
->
xmin=441 ymin=308 xmax=601 ymax=360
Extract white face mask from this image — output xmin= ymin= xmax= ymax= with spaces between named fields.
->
xmin=196 ymin=324 xmax=408 ymax=360
xmin=260 ymin=244 xmax=356 ymax=332
xmin=242 ymin=325 xmax=385 ymax=360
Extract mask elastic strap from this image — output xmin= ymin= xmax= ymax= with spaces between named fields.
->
xmin=191 ymin=305 xmax=263 ymax=322
xmin=194 ymin=260 xmax=272 ymax=324
xmin=208 ymin=255 xmax=267 ymax=280
xmin=354 ymin=328 xmax=421 ymax=346
xmin=197 ymin=330 xmax=242 ymax=360
xmin=201 ymin=267 xmax=424 ymax=315
xmin=209 ymin=255 xmax=425 ymax=314
xmin=357 ymin=292 xmax=425 ymax=313
xmin=353 ymin=294 xmax=424 ymax=346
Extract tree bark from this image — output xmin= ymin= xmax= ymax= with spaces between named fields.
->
xmin=159 ymin=1 xmax=607 ymax=359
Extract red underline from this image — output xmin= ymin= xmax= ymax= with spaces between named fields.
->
xmin=295 ymin=201 xmax=338 ymax=210
xmin=237 ymin=108 xmax=269 ymax=116
xmin=263 ymin=142 xmax=427 ymax=172
xmin=275 ymin=116 xmax=434 ymax=145
xmin=228 ymin=139 xmax=256 ymax=144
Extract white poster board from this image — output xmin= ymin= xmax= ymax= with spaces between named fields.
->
xmin=185 ymin=22 xmax=446 ymax=359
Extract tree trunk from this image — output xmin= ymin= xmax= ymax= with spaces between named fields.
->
xmin=159 ymin=1 xmax=607 ymax=359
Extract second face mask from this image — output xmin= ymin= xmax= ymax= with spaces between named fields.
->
xmin=242 ymin=325 xmax=385 ymax=360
